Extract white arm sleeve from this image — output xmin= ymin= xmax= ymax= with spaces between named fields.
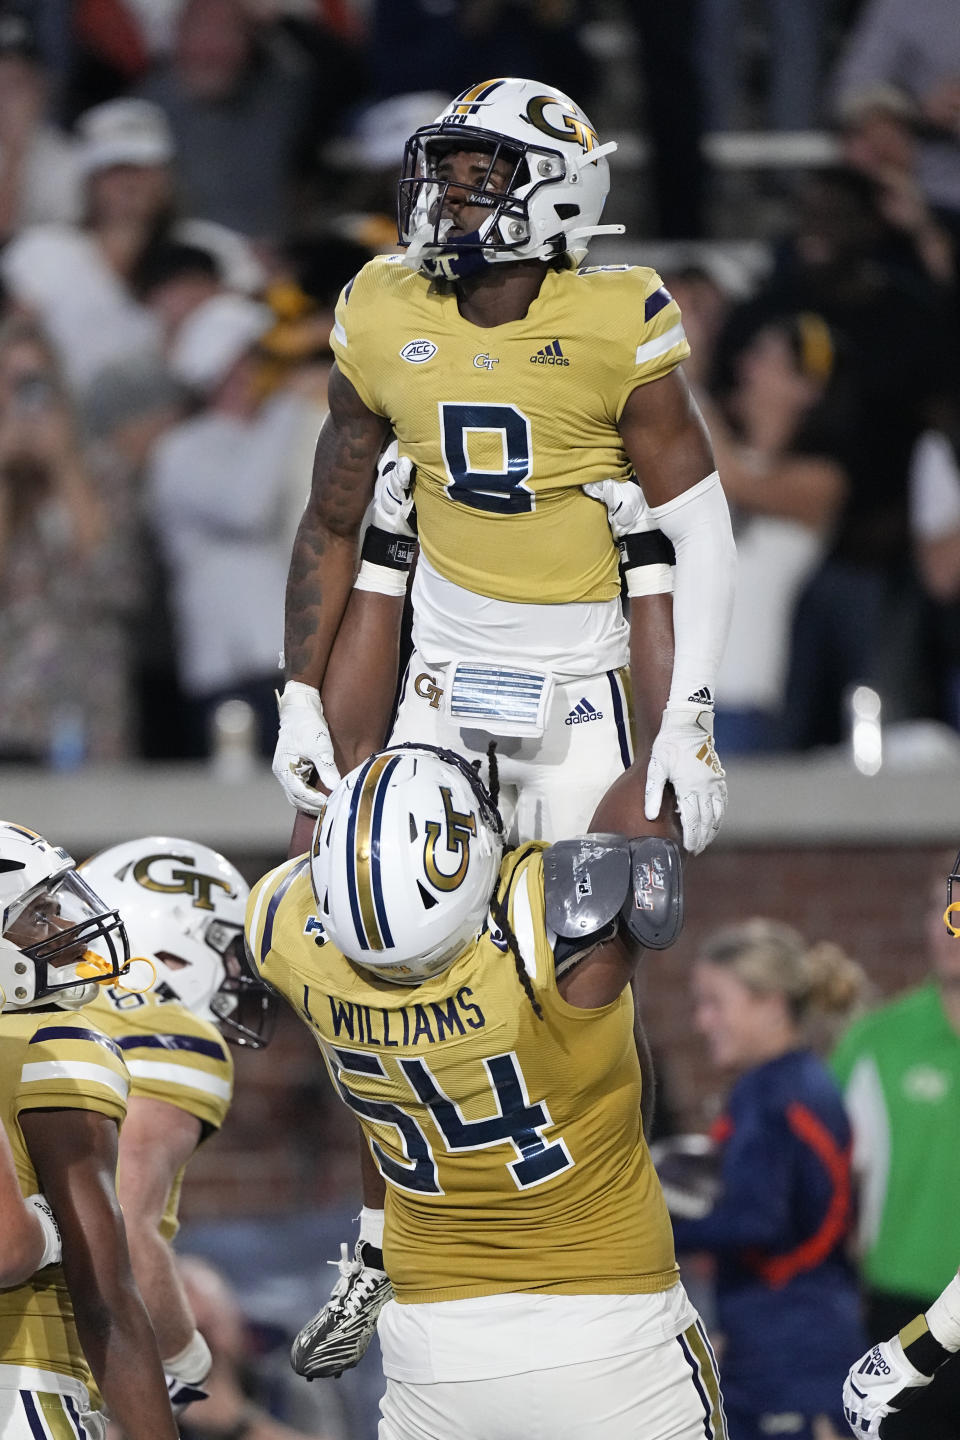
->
xmin=646 ymin=472 xmax=736 ymax=708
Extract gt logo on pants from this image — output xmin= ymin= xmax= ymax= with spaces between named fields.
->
xmin=414 ymin=673 xmax=443 ymax=709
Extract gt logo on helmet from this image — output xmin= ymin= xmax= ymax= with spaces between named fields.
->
xmin=424 ymin=787 xmax=477 ymax=893
xmin=525 ymin=95 xmax=598 ymax=153
xmin=132 ymin=854 xmax=236 ymax=911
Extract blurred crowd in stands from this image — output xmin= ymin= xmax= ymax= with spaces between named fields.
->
xmin=1 ymin=0 xmax=960 ymax=772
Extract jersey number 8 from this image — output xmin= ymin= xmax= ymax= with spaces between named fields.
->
xmin=439 ymin=402 xmax=534 ymax=516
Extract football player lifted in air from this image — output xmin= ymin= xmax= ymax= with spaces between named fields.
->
xmin=0 ymin=821 xmax=179 ymax=1440
xmin=79 ymin=837 xmax=276 ymax=1415
xmin=273 ymin=76 xmax=734 ymax=854
xmin=271 ymin=75 xmax=736 ymax=1379
xmin=248 ymin=745 xmax=725 ymax=1440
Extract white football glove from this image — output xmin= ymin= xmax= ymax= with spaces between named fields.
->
xmin=374 ymin=439 xmax=416 ymax=538
xmin=645 ymin=703 xmax=727 ymax=856
xmin=272 ymin=682 xmax=341 ymax=813
xmin=164 ymin=1329 xmax=212 ymax=1417
xmin=583 ymin=477 xmax=649 ymax=538
xmin=843 ymin=1336 xmax=933 ymax=1438
xmin=25 ymin=1193 xmax=61 ymax=1269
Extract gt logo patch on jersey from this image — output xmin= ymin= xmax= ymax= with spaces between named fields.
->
xmin=473 ymin=352 xmax=499 ymax=370
xmin=131 ymin=854 xmax=236 ymax=911
xmin=400 ymin=338 xmax=437 ymax=364
xmin=414 ymin=672 xmax=444 ymax=709
xmin=424 ymin=786 xmax=477 ymax=892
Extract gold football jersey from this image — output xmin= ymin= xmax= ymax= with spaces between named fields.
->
xmin=0 ymin=1008 xmax=130 ymax=1384
xmin=247 ymin=847 xmax=677 ymax=1304
xmin=86 ymin=987 xmax=233 ymax=1240
xmin=332 ymin=258 xmax=689 ymax=605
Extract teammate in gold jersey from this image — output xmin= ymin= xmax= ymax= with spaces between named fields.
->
xmin=273 ymin=75 xmax=735 ymax=864
xmin=247 ymin=745 xmax=727 ymax=1440
xmin=0 ymin=821 xmax=178 ymax=1440
xmin=80 ymin=835 xmax=275 ymax=1414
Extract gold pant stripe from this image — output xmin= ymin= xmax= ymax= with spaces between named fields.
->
xmin=32 ymin=1391 xmax=82 ymax=1439
xmin=681 ymin=1320 xmax=728 ymax=1440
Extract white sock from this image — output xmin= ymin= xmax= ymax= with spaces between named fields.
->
xmin=359 ymin=1206 xmax=385 ymax=1251
xmin=926 ymin=1272 xmax=960 ymax=1352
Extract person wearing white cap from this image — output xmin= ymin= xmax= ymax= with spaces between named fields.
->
xmin=148 ymin=292 xmax=313 ymax=757
xmin=0 ymin=98 xmax=176 ymax=394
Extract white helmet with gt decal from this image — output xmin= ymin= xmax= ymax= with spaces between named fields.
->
xmin=0 ymin=821 xmax=129 ymax=1011
xmin=311 ymin=744 xmax=504 ymax=983
xmin=397 ymin=75 xmax=623 ymax=279
xmin=80 ymin=837 xmax=274 ymax=1048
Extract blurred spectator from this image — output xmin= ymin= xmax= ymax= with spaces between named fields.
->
xmin=909 ymin=429 xmax=960 ymax=729
xmin=833 ymin=0 xmax=960 ymax=240
xmin=659 ymin=264 xmax=732 ymax=391
xmin=148 ymin=292 xmax=312 ymax=758
xmin=705 ymin=315 xmax=847 ymax=753
xmin=672 ymin=919 xmax=868 ymax=1440
xmin=137 ymin=0 xmax=317 ymax=241
xmin=323 ymin=90 xmax=450 ymax=252
xmin=0 ymin=97 xmax=173 ymax=394
xmin=0 ymin=316 xmax=136 ymax=763
xmin=839 ymin=87 xmax=958 ymax=293
xmin=0 ymin=8 xmax=80 ymax=242
xmin=177 ymin=1254 xmax=340 ymax=1440
xmin=831 ymin=860 xmax=960 ymax=1439
xmin=699 ymin=0 xmax=827 ymax=132
xmin=715 ymin=166 xmax=955 ymax=747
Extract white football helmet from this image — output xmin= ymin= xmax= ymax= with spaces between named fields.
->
xmin=397 ymin=75 xmax=623 ymax=279
xmin=0 ymin=821 xmax=129 ymax=1012
xmin=311 ymin=744 xmax=504 ymax=983
xmin=81 ymin=837 xmax=275 ymax=1048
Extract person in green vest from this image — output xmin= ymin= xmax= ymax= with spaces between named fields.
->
xmin=831 ymin=852 xmax=960 ymax=1439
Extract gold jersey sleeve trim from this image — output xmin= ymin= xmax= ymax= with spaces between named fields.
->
xmin=123 ymin=1059 xmax=231 ymax=1101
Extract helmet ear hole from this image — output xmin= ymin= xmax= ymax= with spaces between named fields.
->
xmin=417 ymin=882 xmax=438 ymax=911
xmin=555 ymin=203 xmax=579 ymax=220
xmin=409 ymin=813 xmax=418 ymax=841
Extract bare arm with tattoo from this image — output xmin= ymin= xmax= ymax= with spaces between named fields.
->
xmin=274 ymin=366 xmax=390 ymax=818
xmin=284 ymin=365 xmax=389 ymax=687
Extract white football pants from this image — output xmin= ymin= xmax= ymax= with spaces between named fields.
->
xmin=378 ymin=1317 xmax=727 ymax=1440
xmin=0 ymin=1383 xmax=105 ymax=1439
xmin=389 ymin=653 xmax=634 ymax=844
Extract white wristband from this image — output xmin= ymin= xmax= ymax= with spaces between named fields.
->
xmin=626 ymin=563 xmax=674 ymax=598
xmin=24 ymin=1193 xmax=61 ymax=1269
xmin=927 ymin=1273 xmax=960 ymax=1353
xmin=355 ymin=561 xmax=410 ymax=596
xmin=163 ymin=1329 xmax=213 ymax=1385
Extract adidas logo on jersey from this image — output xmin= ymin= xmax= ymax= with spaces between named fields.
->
xmin=530 ymin=339 xmax=569 ymax=366
xmin=565 ymin=698 xmax=603 ymax=725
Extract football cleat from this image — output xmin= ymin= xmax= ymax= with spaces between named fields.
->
xmin=290 ymin=1241 xmax=393 ymax=1380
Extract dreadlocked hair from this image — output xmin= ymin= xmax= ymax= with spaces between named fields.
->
xmin=474 ymin=740 xmax=544 ymax=1021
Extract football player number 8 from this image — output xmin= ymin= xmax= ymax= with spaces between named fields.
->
xmin=327 ymin=1044 xmax=572 ymax=1193
xmin=439 ymin=402 xmax=534 ymax=515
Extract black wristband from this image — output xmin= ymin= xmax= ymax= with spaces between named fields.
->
xmin=901 ymin=1316 xmax=955 ymax=1376
xmin=361 ymin=525 xmax=417 ymax=570
xmin=619 ymin=529 xmax=675 ymax=572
